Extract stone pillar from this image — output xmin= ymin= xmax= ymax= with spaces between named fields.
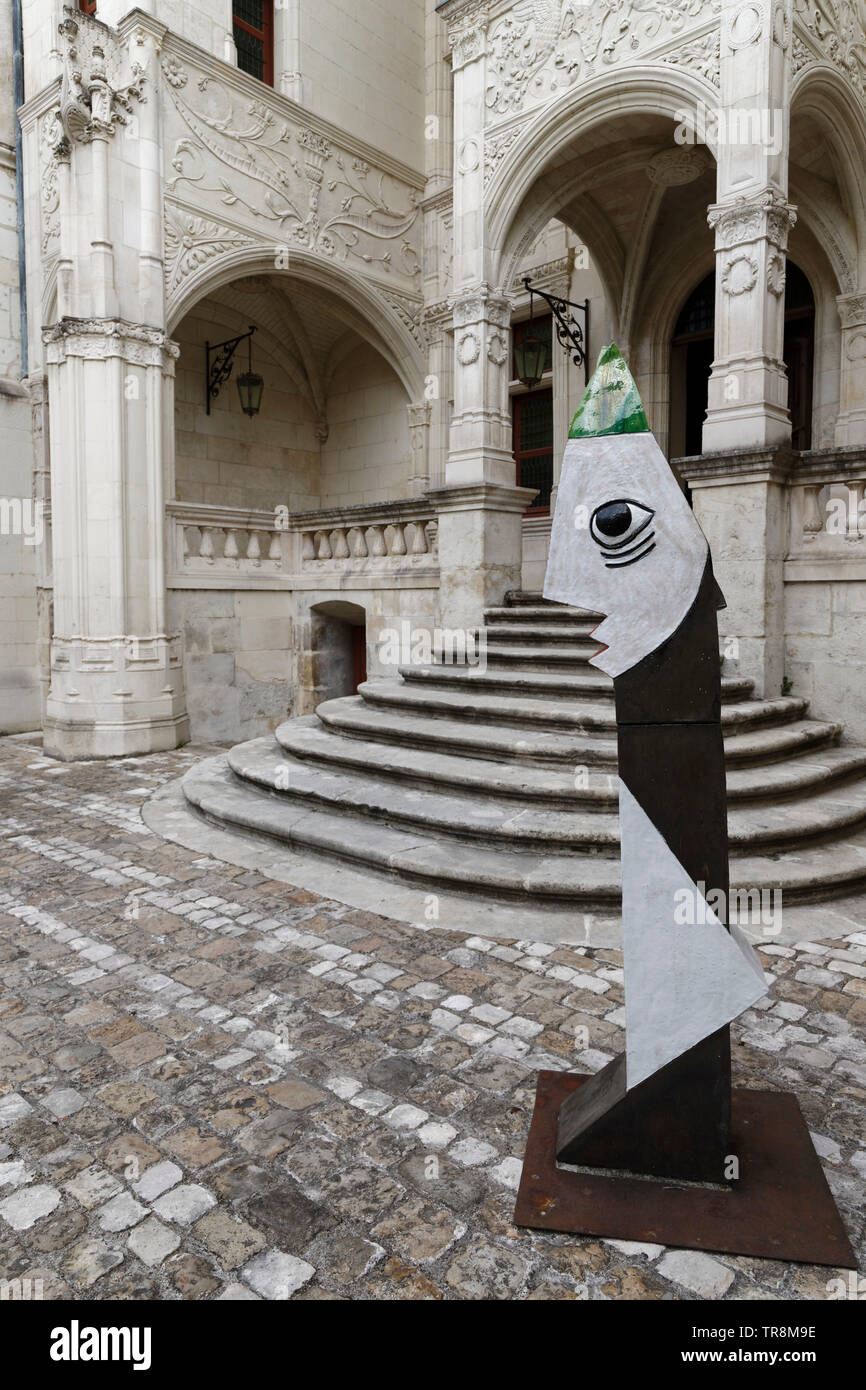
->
xmin=835 ymin=293 xmax=866 ymax=446
xmin=427 ymin=484 xmax=534 ymax=631
xmin=436 ymin=3 xmax=534 ymax=627
xmin=406 ymin=401 xmax=431 ymax=496
xmin=42 ymin=320 xmax=188 ymax=759
xmin=40 ymin=11 xmax=188 ymax=757
xmin=682 ymin=448 xmax=793 ymax=700
xmin=703 ymin=1 xmax=795 ymax=451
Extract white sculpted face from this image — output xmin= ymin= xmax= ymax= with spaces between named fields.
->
xmin=543 ymin=432 xmax=709 ymax=678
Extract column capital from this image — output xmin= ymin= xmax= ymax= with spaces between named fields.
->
xmin=837 ymin=292 xmax=866 ymax=329
xmin=707 ymin=190 xmax=797 ymax=250
xmin=449 ymin=282 xmax=512 ymax=328
xmin=43 ymin=318 xmax=179 ymax=371
xmin=442 ymin=1 xmax=491 ymax=70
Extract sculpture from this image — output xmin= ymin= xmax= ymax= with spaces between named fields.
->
xmin=514 ymin=347 xmax=855 ymax=1265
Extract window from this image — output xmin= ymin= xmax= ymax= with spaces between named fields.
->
xmin=232 ymin=0 xmax=274 ymax=86
xmin=513 ymin=390 xmax=554 ymax=513
xmin=512 ymin=314 xmax=553 ymax=514
xmin=78 ymin=0 xmax=98 ymax=13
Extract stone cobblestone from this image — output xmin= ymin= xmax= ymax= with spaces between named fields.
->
xmin=0 ymin=734 xmax=863 ymax=1300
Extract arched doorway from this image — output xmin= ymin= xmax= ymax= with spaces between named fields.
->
xmin=669 ymin=263 xmax=816 ymax=457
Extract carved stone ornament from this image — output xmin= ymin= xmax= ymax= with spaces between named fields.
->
xmin=726 ymin=2 xmax=767 ymax=50
xmin=646 ymin=146 xmax=711 ymax=188
xmin=485 ymin=1 xmax=723 ymax=118
xmin=721 ymin=254 xmax=759 ymax=295
xmin=446 ymin=1 xmax=490 ymax=71
xmin=457 ymin=331 xmax=481 ymax=366
xmin=837 ymin=292 xmax=866 ymax=329
xmin=57 ymin=9 xmax=146 ymax=145
xmin=793 ymin=0 xmax=866 ymax=100
xmin=767 ymin=252 xmax=786 ymax=296
xmin=708 ymin=190 xmax=797 ymax=250
xmin=487 ymin=333 xmax=509 ymax=366
xmin=160 ymin=51 xmax=421 ymax=284
xmin=43 ymin=318 xmax=179 ymax=371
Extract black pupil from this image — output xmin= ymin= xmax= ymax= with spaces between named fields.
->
xmin=595 ymin=502 xmax=633 ymax=537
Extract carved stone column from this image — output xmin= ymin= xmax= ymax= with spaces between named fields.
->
xmin=39 ymin=12 xmax=188 ymax=758
xmin=703 ymin=190 xmax=797 ymax=449
xmin=42 ymin=319 xmax=188 ymax=760
xmin=703 ymin=1 xmax=795 ymax=450
xmin=835 ymin=293 xmax=866 ymax=446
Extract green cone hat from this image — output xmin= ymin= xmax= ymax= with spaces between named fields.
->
xmin=568 ymin=343 xmax=649 ymax=439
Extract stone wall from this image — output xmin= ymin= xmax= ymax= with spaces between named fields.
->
xmin=168 ymin=588 xmax=294 ymax=744
xmin=320 ymin=342 xmax=413 ymax=507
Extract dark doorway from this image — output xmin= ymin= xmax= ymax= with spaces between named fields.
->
xmin=669 ymin=262 xmax=815 ymax=456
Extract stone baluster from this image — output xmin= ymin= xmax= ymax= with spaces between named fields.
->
xmin=367 ymin=525 xmax=387 ymax=557
xmin=846 ymin=482 xmax=865 ymax=541
xmin=348 ymin=527 xmax=368 ymax=558
xmin=315 ymin=530 xmax=332 ymax=560
xmin=247 ymin=532 xmax=262 ymax=567
xmin=301 ymin=531 xmax=316 ymax=561
xmin=801 ymin=484 xmax=824 ymax=541
xmin=389 ymin=523 xmax=407 ymax=556
xmin=200 ymin=528 xmax=215 ymax=564
xmin=223 ymin=529 xmax=239 ymax=566
xmin=409 ymin=521 xmax=429 ymax=554
xmin=268 ymin=532 xmax=282 ymax=565
xmin=332 ymin=528 xmax=350 ymax=559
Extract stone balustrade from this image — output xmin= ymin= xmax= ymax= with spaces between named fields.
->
xmin=166 ymin=499 xmax=439 ymax=590
xmin=296 ymin=501 xmax=438 ymax=570
xmin=786 ymin=448 xmax=866 ymax=578
xmin=167 ymin=504 xmax=291 ymax=588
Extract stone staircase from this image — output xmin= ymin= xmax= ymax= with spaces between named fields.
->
xmin=181 ymin=592 xmax=866 ymax=916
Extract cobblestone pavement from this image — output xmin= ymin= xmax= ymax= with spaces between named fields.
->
xmin=0 ymin=734 xmax=864 ymax=1302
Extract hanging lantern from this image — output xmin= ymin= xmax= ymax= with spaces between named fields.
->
xmin=236 ymin=330 xmax=263 ymax=417
xmin=515 ymin=332 xmax=549 ymax=389
xmin=236 ymin=369 xmax=264 ymax=417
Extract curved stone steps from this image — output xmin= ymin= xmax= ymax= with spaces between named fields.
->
xmin=277 ymin=717 xmax=866 ymax=810
xmin=484 ymin=641 xmax=602 ymax=667
xmin=227 ymin=736 xmax=866 ymax=854
xmin=178 ymin=586 xmax=866 ymax=924
xmin=357 ymin=678 xmax=810 ymax=736
xmin=317 ymin=696 xmax=841 ymax=769
xmin=397 ymin=663 xmax=757 ymax=705
xmin=182 ymin=752 xmax=866 ymax=906
xmin=480 ymin=621 xmax=602 ymax=644
xmin=484 ymin=604 xmax=600 ymax=625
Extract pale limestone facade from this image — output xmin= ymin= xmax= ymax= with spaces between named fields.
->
xmin=2 ymin=1 xmax=866 ymax=754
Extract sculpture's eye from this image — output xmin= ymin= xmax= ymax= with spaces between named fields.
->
xmin=590 ymin=499 xmax=655 ymax=567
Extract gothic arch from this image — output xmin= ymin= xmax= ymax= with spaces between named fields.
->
xmin=487 ymin=65 xmax=722 ymax=291
xmin=165 ymin=246 xmax=426 ymax=401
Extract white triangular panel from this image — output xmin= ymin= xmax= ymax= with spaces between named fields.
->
xmin=619 ymin=780 xmax=768 ymax=1090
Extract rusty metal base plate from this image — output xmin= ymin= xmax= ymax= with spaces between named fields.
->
xmin=514 ymin=1072 xmax=856 ymax=1268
